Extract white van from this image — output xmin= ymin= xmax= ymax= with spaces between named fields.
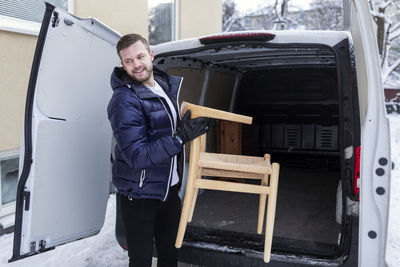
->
xmin=9 ymin=1 xmax=391 ymax=266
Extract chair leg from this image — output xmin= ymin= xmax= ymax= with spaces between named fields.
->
xmin=188 ymin=188 xmax=198 ymax=223
xmin=257 ymin=154 xmax=270 ymax=234
xmin=264 ymin=163 xmax=280 ymax=263
xmin=188 ymin=168 xmax=203 ymax=222
xmin=257 ymin=174 xmax=268 ymax=234
xmin=175 ymin=165 xmax=197 ymax=248
xmin=175 ymin=140 xmax=201 ymax=248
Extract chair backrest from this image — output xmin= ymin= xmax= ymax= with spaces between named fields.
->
xmin=181 ymin=102 xmax=253 ymax=124
xmin=181 ymin=101 xmax=253 ymax=160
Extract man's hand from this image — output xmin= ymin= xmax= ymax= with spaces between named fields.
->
xmin=174 ymin=110 xmax=209 ymax=144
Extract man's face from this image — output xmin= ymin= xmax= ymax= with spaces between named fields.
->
xmin=119 ymin=41 xmax=154 ymax=87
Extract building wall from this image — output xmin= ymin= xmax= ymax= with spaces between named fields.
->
xmin=0 ymin=0 xmax=222 ymax=152
xmin=74 ymin=0 xmax=148 ymax=38
xmin=0 ymin=31 xmax=36 ymax=151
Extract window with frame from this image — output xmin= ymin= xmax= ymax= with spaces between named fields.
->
xmin=0 ymin=0 xmax=72 ymax=35
xmin=148 ymin=0 xmax=176 ymax=45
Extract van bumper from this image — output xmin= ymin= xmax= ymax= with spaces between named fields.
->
xmin=177 ymin=218 xmax=359 ymax=267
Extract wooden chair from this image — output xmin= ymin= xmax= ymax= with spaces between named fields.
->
xmin=175 ymin=102 xmax=280 ymax=263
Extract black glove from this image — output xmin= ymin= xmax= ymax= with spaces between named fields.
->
xmin=175 ymin=110 xmax=209 ymax=144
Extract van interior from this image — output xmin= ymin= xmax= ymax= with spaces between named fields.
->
xmin=147 ymin=35 xmax=360 ymax=263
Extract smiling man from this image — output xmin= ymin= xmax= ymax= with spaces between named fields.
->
xmin=107 ymin=34 xmax=209 ymax=267
xmin=118 ymin=38 xmax=155 ymax=87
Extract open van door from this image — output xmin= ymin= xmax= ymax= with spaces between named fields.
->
xmin=350 ymin=0 xmax=391 ymax=266
xmin=9 ymin=4 xmax=120 ymax=262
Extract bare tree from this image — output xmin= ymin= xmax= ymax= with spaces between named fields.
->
xmin=369 ymin=0 xmax=400 ymax=85
xmin=273 ymin=0 xmax=291 ymax=29
xmin=223 ymin=0 xmax=245 ymax=32
xmin=306 ymin=0 xmax=343 ymax=30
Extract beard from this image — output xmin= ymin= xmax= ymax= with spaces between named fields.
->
xmin=127 ymin=65 xmax=153 ymax=84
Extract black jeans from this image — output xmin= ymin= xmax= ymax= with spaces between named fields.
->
xmin=120 ymin=185 xmax=181 ymax=267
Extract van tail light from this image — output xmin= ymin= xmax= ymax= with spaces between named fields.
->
xmin=354 ymin=145 xmax=361 ymax=200
xmin=199 ymin=32 xmax=276 ymax=45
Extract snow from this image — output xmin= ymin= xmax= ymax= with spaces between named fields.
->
xmin=1 ymin=115 xmax=400 ymax=266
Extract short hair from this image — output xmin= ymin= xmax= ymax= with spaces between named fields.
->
xmin=116 ymin=33 xmax=150 ymax=59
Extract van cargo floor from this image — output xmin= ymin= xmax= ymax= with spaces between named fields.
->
xmin=188 ymin=166 xmax=341 ymax=246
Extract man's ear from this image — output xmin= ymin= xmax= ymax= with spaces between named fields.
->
xmin=150 ymin=50 xmax=154 ymax=62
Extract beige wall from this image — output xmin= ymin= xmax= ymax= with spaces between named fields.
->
xmin=0 ymin=32 xmax=36 ymax=151
xmin=0 ymin=0 xmax=148 ymax=152
xmin=74 ymin=0 xmax=148 ymax=38
xmin=179 ymin=0 xmax=222 ymax=39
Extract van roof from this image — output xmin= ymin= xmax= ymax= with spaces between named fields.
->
xmin=153 ymin=30 xmax=351 ymax=55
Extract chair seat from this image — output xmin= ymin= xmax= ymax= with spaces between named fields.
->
xmin=198 ymin=152 xmax=272 ymax=174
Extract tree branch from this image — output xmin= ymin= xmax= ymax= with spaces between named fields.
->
xmin=223 ymin=14 xmax=238 ymax=32
xmin=389 ymin=31 xmax=400 ymax=42
xmin=389 ymin=22 xmax=400 ymax=42
xmin=387 ymin=57 xmax=400 ymax=78
xmin=382 ymin=22 xmax=392 ymax=67
xmin=273 ymin=0 xmax=279 ymax=18
xmin=379 ymin=0 xmax=392 ymax=10
xmin=389 ymin=22 xmax=400 ymax=34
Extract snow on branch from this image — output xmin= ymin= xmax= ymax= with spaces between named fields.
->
xmin=379 ymin=0 xmax=392 ymax=10
xmin=383 ymin=57 xmax=400 ymax=82
xmin=390 ymin=31 xmax=400 ymax=42
xmin=390 ymin=22 xmax=400 ymax=33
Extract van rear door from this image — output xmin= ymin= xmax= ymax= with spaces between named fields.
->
xmin=350 ymin=0 xmax=391 ymax=266
xmin=10 ymin=4 xmax=120 ymax=262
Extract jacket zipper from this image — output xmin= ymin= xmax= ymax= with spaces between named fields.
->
xmin=139 ymin=169 xmax=146 ymax=187
xmin=158 ymin=97 xmax=175 ymax=201
xmin=176 ymin=78 xmax=186 ymax=187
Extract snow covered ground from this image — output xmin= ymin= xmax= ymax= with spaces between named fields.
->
xmin=1 ymin=114 xmax=399 ymax=267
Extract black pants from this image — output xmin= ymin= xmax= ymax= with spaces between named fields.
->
xmin=120 ymin=185 xmax=181 ymax=267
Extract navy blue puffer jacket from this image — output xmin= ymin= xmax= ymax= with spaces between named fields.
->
xmin=107 ymin=66 xmax=184 ymax=201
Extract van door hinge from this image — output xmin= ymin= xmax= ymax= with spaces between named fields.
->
xmin=52 ymin=12 xmax=60 ymax=27
xmin=30 ymin=242 xmax=36 ymax=254
xmin=23 ymin=191 xmax=30 ymax=210
xmin=39 ymin=240 xmax=46 ymax=252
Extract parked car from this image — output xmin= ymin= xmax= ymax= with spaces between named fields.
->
xmin=10 ymin=1 xmax=391 ymax=266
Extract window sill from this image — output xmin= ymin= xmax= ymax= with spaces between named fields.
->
xmin=0 ymin=15 xmax=40 ymax=36
xmin=0 ymin=148 xmax=19 ymax=228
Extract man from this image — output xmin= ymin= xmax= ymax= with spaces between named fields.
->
xmin=107 ymin=34 xmax=209 ymax=267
